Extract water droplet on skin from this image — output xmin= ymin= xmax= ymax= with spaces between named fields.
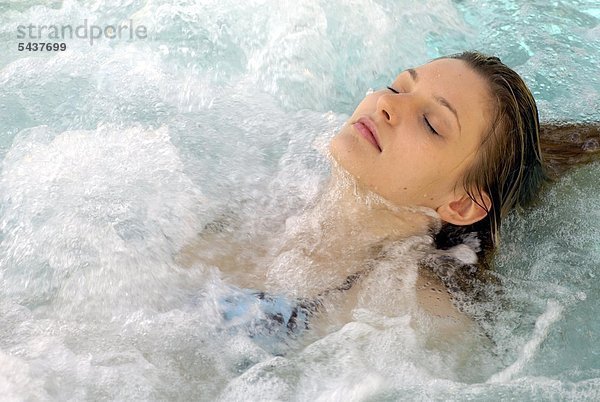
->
xmin=582 ymin=138 xmax=598 ymax=151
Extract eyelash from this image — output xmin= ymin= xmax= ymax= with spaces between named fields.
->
xmin=385 ymin=85 xmax=440 ymax=136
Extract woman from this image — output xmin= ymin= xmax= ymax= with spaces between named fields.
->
xmin=179 ymin=51 xmax=599 ymax=350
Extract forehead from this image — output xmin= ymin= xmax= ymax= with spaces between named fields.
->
xmin=413 ymin=58 xmax=490 ymax=99
xmin=405 ymin=58 xmax=494 ymax=140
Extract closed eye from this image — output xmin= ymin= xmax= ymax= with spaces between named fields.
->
xmin=388 ymin=86 xmax=440 ymax=136
xmin=424 ymin=116 xmax=439 ymax=136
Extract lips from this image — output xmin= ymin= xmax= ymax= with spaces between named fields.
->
xmin=353 ymin=117 xmax=381 ymax=152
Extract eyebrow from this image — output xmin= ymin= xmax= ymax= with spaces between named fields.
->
xmin=406 ymin=68 xmax=462 ymax=133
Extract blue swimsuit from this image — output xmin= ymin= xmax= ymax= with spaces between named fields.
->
xmin=218 ymin=287 xmax=318 ymax=355
xmin=216 ymin=269 xmax=366 ymax=354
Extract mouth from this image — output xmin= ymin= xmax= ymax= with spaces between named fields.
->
xmin=353 ymin=117 xmax=381 ymax=152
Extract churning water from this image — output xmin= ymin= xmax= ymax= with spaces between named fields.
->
xmin=0 ymin=0 xmax=599 ymax=400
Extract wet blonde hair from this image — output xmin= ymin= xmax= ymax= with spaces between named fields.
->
xmin=450 ymin=51 xmax=547 ymax=246
xmin=434 ymin=51 xmax=599 ymax=272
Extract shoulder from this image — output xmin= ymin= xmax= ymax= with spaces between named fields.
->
xmin=415 ymin=265 xmax=467 ymax=322
xmin=417 ymin=223 xmax=500 ymax=317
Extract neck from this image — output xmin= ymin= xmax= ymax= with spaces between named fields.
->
xmin=312 ymin=163 xmax=440 ymax=244
xmin=266 ymin=162 xmax=441 ymax=297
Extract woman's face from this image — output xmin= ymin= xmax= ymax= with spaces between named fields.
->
xmin=330 ymin=58 xmax=493 ymax=211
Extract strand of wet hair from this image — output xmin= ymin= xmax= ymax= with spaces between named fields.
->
xmin=539 ymin=121 xmax=600 ymax=179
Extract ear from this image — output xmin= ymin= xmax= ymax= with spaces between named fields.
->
xmin=436 ymin=191 xmax=491 ymax=226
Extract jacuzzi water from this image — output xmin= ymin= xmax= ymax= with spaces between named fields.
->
xmin=0 ymin=0 xmax=599 ymax=400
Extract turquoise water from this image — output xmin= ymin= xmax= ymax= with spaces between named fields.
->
xmin=0 ymin=0 xmax=599 ymax=400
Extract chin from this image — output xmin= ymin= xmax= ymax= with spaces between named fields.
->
xmin=329 ymin=130 xmax=357 ymax=164
xmin=328 ymin=134 xmax=344 ymax=162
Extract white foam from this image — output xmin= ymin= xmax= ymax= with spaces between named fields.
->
xmin=487 ymin=300 xmax=564 ymax=383
xmin=1 ymin=0 xmax=599 ymax=399
xmin=0 ymin=124 xmax=209 ymax=316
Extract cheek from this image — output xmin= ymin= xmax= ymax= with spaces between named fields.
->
xmin=382 ymin=148 xmax=448 ymax=196
xmin=385 ymin=138 xmax=434 ymax=176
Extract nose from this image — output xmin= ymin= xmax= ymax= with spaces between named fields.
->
xmin=376 ymin=92 xmax=404 ymax=126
